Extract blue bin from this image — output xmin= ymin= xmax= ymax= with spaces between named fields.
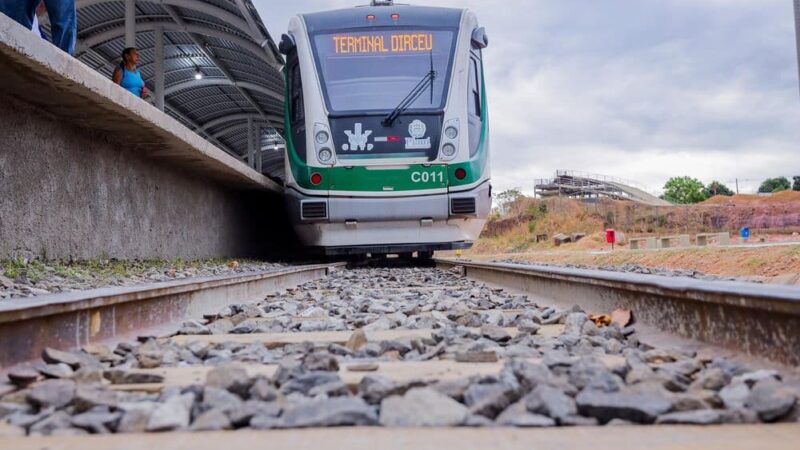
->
xmin=740 ymin=227 xmax=750 ymax=241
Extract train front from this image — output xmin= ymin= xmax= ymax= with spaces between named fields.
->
xmin=282 ymin=4 xmax=491 ymax=257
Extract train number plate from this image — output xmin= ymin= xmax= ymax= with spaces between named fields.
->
xmin=410 ymin=167 xmax=447 ymax=186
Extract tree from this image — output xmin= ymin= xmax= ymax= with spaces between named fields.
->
xmin=758 ymin=177 xmax=791 ymax=193
xmin=793 ymin=176 xmax=800 ymax=191
xmin=494 ymin=189 xmax=523 ymax=215
xmin=703 ymin=180 xmax=734 ymax=197
xmin=662 ymin=177 xmax=708 ymax=204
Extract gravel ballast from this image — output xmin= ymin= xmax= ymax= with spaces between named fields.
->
xmin=1 ymin=266 xmax=797 ymax=436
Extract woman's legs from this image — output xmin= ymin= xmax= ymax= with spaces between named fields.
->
xmin=42 ymin=0 xmax=76 ymax=55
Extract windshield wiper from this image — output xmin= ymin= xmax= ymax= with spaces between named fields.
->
xmin=382 ymin=51 xmax=436 ymax=127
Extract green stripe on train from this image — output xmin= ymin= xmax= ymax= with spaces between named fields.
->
xmin=284 ymin=59 xmax=489 ymax=193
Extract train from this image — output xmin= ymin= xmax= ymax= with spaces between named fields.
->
xmin=279 ymin=0 xmax=491 ymax=259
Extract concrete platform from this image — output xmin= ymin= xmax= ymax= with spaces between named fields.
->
xmin=0 ymin=14 xmax=293 ymax=260
xmin=2 ymin=425 xmax=799 ymax=449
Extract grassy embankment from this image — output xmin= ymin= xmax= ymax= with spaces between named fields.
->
xmin=0 ymin=258 xmax=242 ymax=284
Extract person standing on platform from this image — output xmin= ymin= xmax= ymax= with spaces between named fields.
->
xmin=113 ymin=47 xmax=149 ymax=99
xmin=0 ymin=0 xmax=76 ymax=55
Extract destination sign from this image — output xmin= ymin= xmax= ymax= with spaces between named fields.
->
xmin=332 ymin=33 xmax=434 ymax=54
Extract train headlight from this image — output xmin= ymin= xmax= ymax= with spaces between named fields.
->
xmin=442 ymin=143 xmax=457 ymax=157
xmin=444 ymin=126 xmax=459 ymax=140
xmin=315 ymin=130 xmax=330 ymax=144
xmin=318 ymin=148 xmax=333 ymax=163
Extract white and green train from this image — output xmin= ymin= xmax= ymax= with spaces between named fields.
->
xmin=280 ymin=1 xmax=491 ymax=258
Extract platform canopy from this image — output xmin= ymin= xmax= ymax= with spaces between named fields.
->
xmin=45 ymin=0 xmax=286 ymax=173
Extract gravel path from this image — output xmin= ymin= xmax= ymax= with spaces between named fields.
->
xmin=0 ymin=260 xmax=287 ymax=300
xmin=1 ymin=266 xmax=797 ymax=437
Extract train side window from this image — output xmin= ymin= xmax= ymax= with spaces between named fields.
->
xmin=289 ymin=61 xmax=305 ymax=125
xmin=467 ymin=54 xmax=483 ymax=157
xmin=468 ymin=56 xmax=482 ymax=119
xmin=287 ymin=52 xmax=306 ymax=161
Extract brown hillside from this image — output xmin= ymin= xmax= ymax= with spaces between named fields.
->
xmin=477 ymin=195 xmax=800 ymax=254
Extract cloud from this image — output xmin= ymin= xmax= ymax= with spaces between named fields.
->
xmin=254 ymin=0 xmax=800 ymax=194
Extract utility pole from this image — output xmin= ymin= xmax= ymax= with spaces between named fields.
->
xmin=795 ymin=0 xmax=800 ymax=96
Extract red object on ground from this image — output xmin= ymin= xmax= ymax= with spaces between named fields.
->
xmin=606 ymin=229 xmax=616 ymax=244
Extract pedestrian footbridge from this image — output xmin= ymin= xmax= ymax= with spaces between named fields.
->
xmin=534 ymin=171 xmax=673 ymax=207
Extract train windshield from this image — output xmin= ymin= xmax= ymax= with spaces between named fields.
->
xmin=312 ymin=29 xmax=456 ymax=114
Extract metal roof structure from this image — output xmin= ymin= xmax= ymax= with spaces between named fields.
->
xmin=43 ymin=0 xmax=286 ymax=172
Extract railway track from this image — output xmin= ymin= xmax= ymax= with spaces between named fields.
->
xmin=1 ymin=260 xmax=799 ymax=448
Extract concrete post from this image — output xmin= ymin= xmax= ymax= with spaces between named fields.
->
xmin=125 ymin=0 xmax=136 ymax=48
xmin=246 ymin=117 xmax=254 ymax=168
xmin=154 ymin=25 xmax=165 ymax=111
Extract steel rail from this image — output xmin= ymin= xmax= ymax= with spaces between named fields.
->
xmin=0 ymin=263 xmax=343 ymax=369
xmin=435 ymin=259 xmax=800 ymax=366
xmin=4 ymin=424 xmax=800 ymax=450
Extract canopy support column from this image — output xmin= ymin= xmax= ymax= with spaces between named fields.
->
xmin=254 ymin=124 xmax=262 ymax=173
xmin=154 ymin=25 xmax=165 ymax=111
xmin=247 ymin=117 xmax=254 ymax=168
xmin=124 ymin=0 xmax=136 ymax=48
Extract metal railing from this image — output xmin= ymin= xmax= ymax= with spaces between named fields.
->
xmin=554 ymin=170 xmax=651 ymax=192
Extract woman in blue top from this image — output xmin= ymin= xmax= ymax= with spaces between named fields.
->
xmin=112 ymin=47 xmax=148 ymax=98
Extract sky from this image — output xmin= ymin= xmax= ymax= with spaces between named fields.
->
xmin=254 ymin=0 xmax=800 ymax=195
